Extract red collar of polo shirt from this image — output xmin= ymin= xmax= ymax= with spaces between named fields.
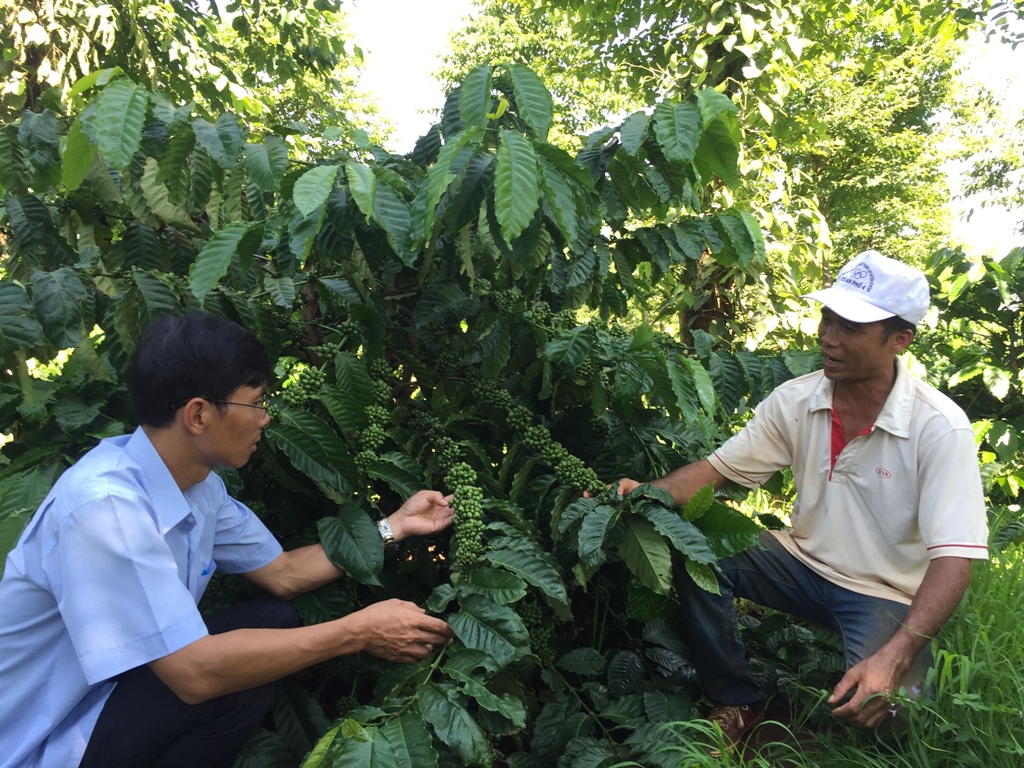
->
xmin=830 ymin=408 xmax=874 ymax=479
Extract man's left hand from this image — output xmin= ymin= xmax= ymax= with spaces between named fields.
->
xmin=388 ymin=490 xmax=454 ymax=542
xmin=828 ymin=652 xmax=904 ymax=729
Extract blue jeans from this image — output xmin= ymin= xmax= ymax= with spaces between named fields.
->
xmin=679 ymin=531 xmax=932 ymax=707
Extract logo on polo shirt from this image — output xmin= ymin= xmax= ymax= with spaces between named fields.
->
xmin=875 ymin=468 xmax=892 ymax=479
xmin=839 ymin=264 xmax=875 ymax=295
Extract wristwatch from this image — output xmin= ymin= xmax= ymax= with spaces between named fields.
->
xmin=377 ymin=517 xmax=397 ymax=552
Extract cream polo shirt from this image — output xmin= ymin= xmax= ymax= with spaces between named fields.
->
xmin=707 ymin=362 xmax=988 ymax=605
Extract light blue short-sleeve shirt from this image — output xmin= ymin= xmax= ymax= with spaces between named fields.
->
xmin=0 ymin=428 xmax=283 ymax=768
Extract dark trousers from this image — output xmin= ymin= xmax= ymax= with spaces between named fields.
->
xmin=80 ymin=597 xmax=301 ymax=768
xmin=679 ymin=531 xmax=932 ymax=707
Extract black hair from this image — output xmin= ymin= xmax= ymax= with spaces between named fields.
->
xmin=127 ymin=311 xmax=272 ymax=428
xmin=880 ymin=315 xmax=916 ymax=342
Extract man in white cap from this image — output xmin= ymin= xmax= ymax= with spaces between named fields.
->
xmin=616 ymin=250 xmax=988 ymax=752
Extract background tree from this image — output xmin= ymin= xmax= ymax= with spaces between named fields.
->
xmin=0 ymin=0 xmax=383 ymax=136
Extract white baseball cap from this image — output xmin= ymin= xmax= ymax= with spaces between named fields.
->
xmin=802 ymin=250 xmax=930 ymax=325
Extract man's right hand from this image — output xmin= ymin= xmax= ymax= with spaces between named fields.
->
xmin=346 ymin=599 xmax=454 ymax=663
xmin=583 ymin=477 xmax=641 ymax=498
xmin=616 ymin=478 xmax=641 ymax=496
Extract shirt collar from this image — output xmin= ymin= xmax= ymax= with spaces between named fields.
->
xmin=123 ymin=426 xmax=193 ymax=533
xmin=808 ymin=358 xmax=915 ymax=438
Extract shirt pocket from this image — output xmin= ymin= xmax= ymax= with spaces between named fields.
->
xmin=194 ymin=559 xmax=217 ymax=599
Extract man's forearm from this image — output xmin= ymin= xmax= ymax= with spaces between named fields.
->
xmin=151 ymin=599 xmax=453 ymax=704
xmin=875 ymin=556 xmax=972 ymax=676
xmin=653 ymin=459 xmax=730 ymax=507
xmin=150 ymin=616 xmax=362 ymax=704
xmin=243 ymin=543 xmax=344 ymax=600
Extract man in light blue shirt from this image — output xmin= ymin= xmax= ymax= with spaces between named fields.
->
xmin=0 ymin=312 xmax=455 ymax=768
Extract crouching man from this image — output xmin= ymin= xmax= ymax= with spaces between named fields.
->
xmin=0 ymin=311 xmax=454 ymax=768
xmin=618 ymin=252 xmax=988 ymax=753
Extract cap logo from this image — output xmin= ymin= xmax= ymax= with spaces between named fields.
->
xmin=838 ymin=264 xmax=875 ymax=295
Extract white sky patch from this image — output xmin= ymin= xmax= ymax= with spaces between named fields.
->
xmin=347 ymin=0 xmax=477 ymax=153
xmin=948 ymin=28 xmax=1024 ymax=258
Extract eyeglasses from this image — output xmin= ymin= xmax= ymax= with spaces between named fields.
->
xmin=205 ymin=397 xmax=270 ymax=414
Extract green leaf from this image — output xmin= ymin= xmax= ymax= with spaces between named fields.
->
xmin=244 ymin=135 xmax=289 ymax=193
xmin=617 ymin=514 xmax=672 ymax=595
xmin=0 ymin=282 xmax=43 ymax=353
xmin=577 ymin=504 xmax=617 ymax=570
xmin=18 ymin=108 xmax=60 ymax=173
xmin=293 ymin=582 xmax=357 ymax=625
xmin=459 ymin=64 xmax=493 ymax=130
xmin=682 ymin=483 xmax=715 ymax=522
xmin=494 ymin=129 xmax=541 ymax=246
xmin=317 ymin=503 xmax=384 ymax=586
xmin=0 ymin=466 xmax=58 ymax=521
xmin=30 ymin=267 xmax=87 ymax=348
xmin=628 ymin=483 xmax=674 ymax=508
xmin=483 ymin=537 xmax=569 ymax=608
xmin=381 ymin=712 xmax=438 ymax=768
xmin=0 ymin=125 xmax=31 ymax=196
xmin=627 ymin=577 xmax=667 ymax=621
xmin=303 ymin=724 xmax=341 ymax=768
xmin=665 ymin=356 xmax=700 ymax=422
xmin=95 ymin=80 xmax=148 ymax=168
xmin=641 ymin=505 xmax=717 ymax=564
xmin=449 ymin=594 xmax=528 ymax=666
xmin=272 ymin=681 xmax=331 ymax=757
xmin=543 ymin=327 xmax=594 ymax=367
xmin=695 ymin=113 xmax=741 ymax=188
xmin=618 ymin=111 xmax=649 ymax=156
xmin=373 ymin=181 xmax=417 ymax=266
xmin=133 ymin=268 xmax=179 ymax=323
xmin=67 ymin=67 xmax=123 ymax=100
xmin=346 ymin=161 xmax=376 ymax=220
xmin=458 ymin=567 xmax=528 ymax=605
xmin=140 ymin=157 xmax=201 ymax=233
xmin=331 ymin=725 xmax=400 ymax=767
xmin=556 ymin=648 xmax=606 ymax=676
xmin=232 ymin=728 xmax=294 ymax=768
xmin=685 ymin=559 xmax=721 ymax=595
xmin=263 ymin=275 xmax=297 ymax=309
xmin=696 ymin=502 xmax=762 ymax=559
xmin=52 ymin=398 xmax=102 ymax=432
xmin=192 ymin=113 xmax=242 ymax=170
xmin=696 ymin=88 xmax=739 ymax=126
xmin=189 ymin=221 xmax=263 ymax=305
xmin=293 ymin=164 xmax=339 ymax=218
xmin=509 ymin=64 xmax=553 ymax=140
xmin=653 ymin=100 xmax=701 ymax=164
xmin=538 ymin=158 xmax=578 ymax=248
xmin=679 ymin=355 xmax=716 ymax=415
xmin=366 ymin=452 xmax=425 ymax=499
xmin=320 ymin=352 xmax=374 ymax=432
xmin=607 ymin=650 xmax=645 ymax=697
xmin=643 ymin=691 xmax=692 ymax=723
xmin=417 ymin=684 xmax=490 ymax=766
xmin=265 ymin=409 xmax=353 ymax=494
xmin=442 ymin=656 xmax=527 ymax=727
xmin=0 ymin=512 xmax=32 ymax=578
xmin=413 ymin=128 xmax=482 ymax=246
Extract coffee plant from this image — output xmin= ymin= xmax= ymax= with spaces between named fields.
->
xmin=0 ymin=64 xmax=817 ymax=766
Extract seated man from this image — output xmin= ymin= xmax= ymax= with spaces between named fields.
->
xmin=0 ymin=311 xmax=454 ymax=768
xmin=618 ymin=251 xmax=988 ymax=751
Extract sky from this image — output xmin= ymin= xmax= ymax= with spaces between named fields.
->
xmin=347 ymin=0 xmax=1023 ymax=257
xmin=347 ymin=0 xmax=477 ymax=152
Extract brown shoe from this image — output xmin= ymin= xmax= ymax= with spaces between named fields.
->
xmin=707 ymin=703 xmax=765 ymax=757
